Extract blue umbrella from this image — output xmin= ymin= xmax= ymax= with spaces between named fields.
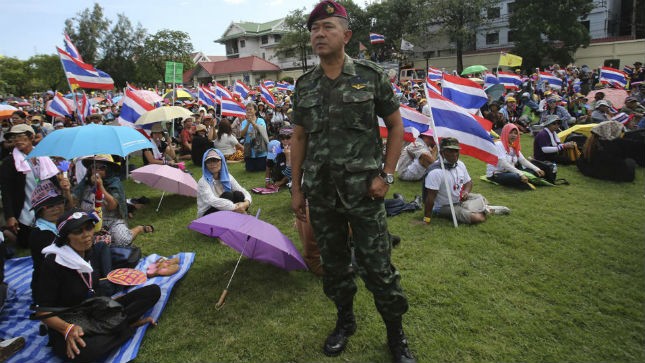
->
xmin=28 ymin=124 xmax=154 ymax=159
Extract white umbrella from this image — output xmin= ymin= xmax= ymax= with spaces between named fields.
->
xmin=134 ymin=106 xmax=193 ymax=125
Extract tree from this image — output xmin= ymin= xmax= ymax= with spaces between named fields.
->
xmin=26 ymin=54 xmax=67 ymax=92
xmin=0 ymin=57 xmax=29 ymax=96
xmin=509 ymin=0 xmax=594 ymax=70
xmin=64 ymin=3 xmax=111 ymax=64
xmin=135 ymin=30 xmax=194 ymax=86
xmin=426 ymin=0 xmax=498 ymax=73
xmin=337 ymin=0 xmax=370 ymax=58
xmin=98 ymin=14 xmax=147 ymax=87
xmin=274 ymin=8 xmax=311 ymax=73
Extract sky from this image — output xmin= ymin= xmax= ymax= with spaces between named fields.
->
xmin=0 ymin=0 xmax=322 ymax=60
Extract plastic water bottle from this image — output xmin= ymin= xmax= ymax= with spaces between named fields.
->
xmin=553 ymin=162 xmax=558 ymax=174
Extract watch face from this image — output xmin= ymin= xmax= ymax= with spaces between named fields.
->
xmin=385 ymin=174 xmax=394 ymax=184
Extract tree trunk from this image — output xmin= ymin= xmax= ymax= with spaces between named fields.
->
xmin=456 ymin=40 xmax=463 ymax=74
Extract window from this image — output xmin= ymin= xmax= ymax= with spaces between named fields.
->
xmin=262 ymin=52 xmax=266 ymax=60
xmin=487 ymin=7 xmax=500 ymax=19
xmin=274 ymin=34 xmax=281 ymax=42
xmin=507 ymin=2 xmax=516 ymax=15
xmin=486 ymin=32 xmax=499 ymax=45
xmin=240 ymin=39 xmax=245 ymax=48
xmin=507 ymin=30 xmax=515 ymax=42
xmin=261 ymin=35 xmax=268 ymax=45
xmin=580 ymin=20 xmax=590 ymax=32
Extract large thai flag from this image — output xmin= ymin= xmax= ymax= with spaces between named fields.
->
xmin=276 ymin=81 xmax=292 ymax=92
xmin=424 ymin=90 xmax=499 ymax=165
xmin=221 ymin=97 xmax=246 ymax=118
xmin=496 ymin=71 xmax=522 ymax=90
xmin=378 ymin=105 xmax=432 ymax=142
xmin=234 ymin=80 xmax=251 ymax=99
xmin=483 ymin=73 xmax=499 ymax=88
xmin=198 ymin=86 xmax=217 ymax=108
xmin=116 ymin=87 xmax=155 ymax=126
xmin=64 ymin=33 xmax=83 ymax=62
xmin=425 ymin=79 xmax=442 ymax=96
xmin=369 ymin=33 xmax=385 ymax=44
xmin=77 ymin=92 xmax=91 ymax=124
xmin=599 ymin=66 xmax=628 ymax=89
xmin=427 ymin=67 xmax=443 ymax=81
xmin=263 ymin=80 xmax=275 ymax=89
xmin=46 ymin=92 xmax=75 ymax=119
xmin=441 ymin=74 xmax=488 ymax=113
xmin=260 ymin=84 xmax=275 ymax=108
xmin=538 ymin=71 xmax=563 ymax=89
xmin=215 ymin=82 xmax=233 ymax=103
xmin=57 ymin=47 xmax=114 ymax=90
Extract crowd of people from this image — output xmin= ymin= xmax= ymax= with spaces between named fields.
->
xmin=0 ymin=1 xmax=643 ymax=361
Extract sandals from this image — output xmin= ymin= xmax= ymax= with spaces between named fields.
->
xmin=146 ymin=257 xmax=180 ymax=278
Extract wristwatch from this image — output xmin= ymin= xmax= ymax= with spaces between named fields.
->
xmin=380 ymin=171 xmax=395 ymax=185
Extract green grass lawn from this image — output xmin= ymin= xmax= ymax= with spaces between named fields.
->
xmin=125 ymin=137 xmax=645 ymax=362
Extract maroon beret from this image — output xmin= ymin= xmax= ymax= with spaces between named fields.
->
xmin=306 ymin=1 xmax=348 ymax=31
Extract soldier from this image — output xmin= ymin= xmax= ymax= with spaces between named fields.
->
xmin=290 ymin=2 xmax=415 ymax=362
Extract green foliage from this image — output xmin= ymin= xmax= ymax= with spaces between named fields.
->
xmin=0 ymin=57 xmax=28 ymax=96
xmin=510 ymin=0 xmax=594 ymax=69
xmin=64 ymin=3 xmax=111 ymax=64
xmin=136 ymin=30 xmax=195 ymax=86
xmin=121 ymin=136 xmax=645 ymax=362
xmin=274 ymin=8 xmax=311 ymax=73
xmin=98 ymin=14 xmax=147 ymax=88
xmin=26 ymin=54 xmax=68 ymax=92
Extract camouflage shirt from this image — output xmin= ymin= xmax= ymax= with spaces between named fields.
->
xmin=293 ymin=54 xmax=399 ymax=206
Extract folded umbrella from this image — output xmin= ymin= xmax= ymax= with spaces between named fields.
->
xmin=130 ymin=164 xmax=198 ymax=211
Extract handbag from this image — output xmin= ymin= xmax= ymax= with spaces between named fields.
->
xmin=31 ymin=296 xmax=128 ymax=336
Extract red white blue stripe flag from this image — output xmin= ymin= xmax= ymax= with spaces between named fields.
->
xmin=378 ymin=105 xmax=431 ymax=142
xmin=369 ymin=33 xmax=385 ymax=44
xmin=263 ymin=80 xmax=275 ymax=89
xmin=483 ymin=73 xmax=499 ymax=88
xmin=424 ymin=90 xmax=499 ymax=165
xmin=425 ymin=78 xmax=441 ymax=96
xmin=538 ymin=71 xmax=563 ymax=90
xmin=221 ymin=97 xmax=247 ymax=118
xmin=57 ymin=47 xmax=114 ymax=90
xmin=116 ymin=87 xmax=155 ymax=126
xmin=215 ymin=82 xmax=233 ymax=103
xmin=276 ymin=81 xmax=293 ymax=92
xmin=46 ymin=92 xmax=75 ymax=119
xmin=260 ymin=84 xmax=275 ymax=108
xmin=77 ymin=92 xmax=91 ymax=124
xmin=392 ymin=82 xmax=402 ymax=95
xmin=234 ymin=80 xmax=251 ymax=99
xmin=441 ymin=74 xmax=488 ymax=113
xmin=427 ymin=66 xmax=443 ymax=81
xmin=64 ymin=33 xmax=83 ymax=62
xmin=198 ymin=86 xmax=218 ymax=108
xmin=599 ymin=66 xmax=628 ymax=89
xmin=496 ymin=71 xmax=522 ymax=90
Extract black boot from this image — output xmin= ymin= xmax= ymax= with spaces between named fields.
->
xmin=386 ymin=319 xmax=416 ymax=363
xmin=323 ymin=303 xmax=357 ymax=356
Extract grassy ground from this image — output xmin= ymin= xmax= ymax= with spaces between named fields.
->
xmin=123 ymin=137 xmax=644 ymax=362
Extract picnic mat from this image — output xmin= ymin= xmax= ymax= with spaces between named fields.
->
xmin=1 ymin=252 xmax=195 ymax=363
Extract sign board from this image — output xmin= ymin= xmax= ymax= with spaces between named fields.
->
xmin=165 ymin=61 xmax=184 ymax=84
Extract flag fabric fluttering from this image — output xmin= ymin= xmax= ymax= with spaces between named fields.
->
xmin=221 ymin=98 xmax=247 ymax=118
xmin=391 ymin=82 xmax=402 ymax=95
xmin=440 ymin=74 xmax=488 ymax=113
xmin=498 ymin=52 xmax=523 ymax=67
xmin=623 ymin=65 xmax=634 ymax=77
xmin=427 ymin=67 xmax=443 ymax=82
xmin=57 ymin=47 xmax=114 ymax=90
xmin=369 ymin=33 xmax=385 ymax=44
xmin=263 ymin=80 xmax=275 ymax=89
xmin=260 ymin=84 xmax=276 ymax=108
xmin=198 ymin=86 xmax=218 ymax=108
xmin=63 ymin=33 xmax=83 ymax=62
xmin=116 ymin=87 xmax=155 ymax=126
xmin=425 ymin=79 xmax=442 ymax=96
xmin=276 ymin=81 xmax=293 ymax=92
xmin=378 ymin=105 xmax=432 ymax=142
xmin=215 ymin=82 xmax=233 ymax=103
xmin=400 ymin=38 xmax=415 ymax=51
xmin=496 ymin=71 xmax=523 ymax=90
xmin=234 ymin=80 xmax=251 ymax=99
xmin=599 ymin=66 xmax=628 ymax=89
xmin=483 ymin=73 xmax=500 ymax=88
xmin=77 ymin=92 xmax=91 ymax=124
xmin=46 ymin=92 xmax=75 ymax=119
xmin=538 ymin=71 xmax=563 ymax=90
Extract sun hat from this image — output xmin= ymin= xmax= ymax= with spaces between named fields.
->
xmin=81 ymin=154 xmax=118 ymax=170
xmin=440 ymin=137 xmax=460 ymax=150
xmin=30 ymin=180 xmax=65 ymax=212
xmin=624 ymin=96 xmax=638 ymax=103
xmin=195 ymin=124 xmax=207 ymax=133
xmin=56 ymin=209 xmax=100 ymax=240
xmin=505 ymin=96 xmax=516 ymax=103
xmin=595 ymin=100 xmax=610 ymax=109
xmin=4 ymin=124 xmax=35 ymax=138
xmin=541 ymin=115 xmax=562 ymax=126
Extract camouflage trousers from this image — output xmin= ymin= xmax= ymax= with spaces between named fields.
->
xmin=308 ymin=195 xmax=409 ymax=322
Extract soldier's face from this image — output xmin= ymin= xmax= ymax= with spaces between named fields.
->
xmin=310 ymin=17 xmax=351 ymax=57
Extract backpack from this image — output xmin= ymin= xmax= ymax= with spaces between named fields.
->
xmin=529 ymin=158 xmax=569 ymax=185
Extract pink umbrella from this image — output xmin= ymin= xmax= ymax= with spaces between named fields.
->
xmin=586 ymin=88 xmax=629 ymax=109
xmin=130 ymin=164 xmax=197 ymax=211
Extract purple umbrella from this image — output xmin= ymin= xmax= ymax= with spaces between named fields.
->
xmin=189 ymin=210 xmax=307 ymax=307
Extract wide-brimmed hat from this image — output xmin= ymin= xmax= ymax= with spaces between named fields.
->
xmin=31 ymin=180 xmax=65 ymax=212
xmin=440 ymin=137 xmax=460 ymax=150
xmin=195 ymin=124 xmax=207 ymax=133
xmin=595 ymin=100 xmax=611 ymax=109
xmin=542 ymin=115 xmax=562 ymax=126
xmin=56 ymin=209 xmax=99 ymax=239
xmin=4 ymin=124 xmax=35 ymax=138
xmin=81 ymin=154 xmax=118 ymax=170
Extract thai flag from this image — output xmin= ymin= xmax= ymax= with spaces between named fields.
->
xmin=77 ymin=92 xmax=91 ymax=124
xmin=424 ymin=90 xmax=499 ymax=165
xmin=221 ymin=97 xmax=247 ymax=118
xmin=623 ymin=65 xmax=634 ymax=76
xmin=392 ymin=82 xmax=402 ymax=95
xmin=57 ymin=47 xmax=114 ymax=90
xmin=198 ymin=86 xmax=218 ymax=108
xmin=496 ymin=71 xmax=522 ymax=90
xmin=234 ymin=80 xmax=251 ymax=99
xmin=483 ymin=73 xmax=500 ymax=88
xmin=260 ymin=84 xmax=275 ymax=108
xmin=369 ymin=33 xmax=385 ymax=44
xmin=263 ymin=80 xmax=275 ymax=89
xmin=215 ymin=82 xmax=233 ymax=103
xmin=441 ymin=74 xmax=488 ymax=113
xmin=425 ymin=79 xmax=441 ymax=96
xmin=116 ymin=87 xmax=155 ymax=126
xmin=46 ymin=92 xmax=75 ymax=119
xmin=427 ymin=67 xmax=443 ymax=81
xmin=378 ymin=105 xmax=431 ymax=142
xmin=539 ymin=71 xmax=563 ymax=90
xmin=572 ymin=78 xmax=581 ymax=93
xmin=64 ymin=33 xmax=83 ymax=62
xmin=276 ymin=81 xmax=292 ymax=92
xmin=599 ymin=66 xmax=628 ymax=89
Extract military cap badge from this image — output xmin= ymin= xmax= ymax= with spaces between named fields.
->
xmin=326 ymin=4 xmax=335 ymax=14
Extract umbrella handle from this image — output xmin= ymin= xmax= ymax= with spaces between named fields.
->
xmin=215 ymin=289 xmax=228 ymax=309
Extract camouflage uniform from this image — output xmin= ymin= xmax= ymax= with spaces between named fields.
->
xmin=293 ymin=54 xmax=408 ymax=321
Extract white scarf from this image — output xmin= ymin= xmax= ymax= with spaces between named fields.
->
xmin=42 ymin=244 xmax=93 ymax=274
xmin=13 ymin=148 xmax=59 ymax=179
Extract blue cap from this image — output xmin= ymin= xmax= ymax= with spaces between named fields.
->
xmin=266 ymin=140 xmax=283 ymax=160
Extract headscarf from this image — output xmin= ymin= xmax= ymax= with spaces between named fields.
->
xmin=500 ymin=123 xmax=521 ymax=154
xmin=201 ymin=148 xmax=231 ymax=192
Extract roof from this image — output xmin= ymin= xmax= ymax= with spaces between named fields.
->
xmin=196 ymin=56 xmax=280 ymax=76
xmin=216 ymin=18 xmax=285 ymax=42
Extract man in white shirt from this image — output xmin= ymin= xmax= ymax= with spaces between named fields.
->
xmin=395 ymin=129 xmax=437 ymax=181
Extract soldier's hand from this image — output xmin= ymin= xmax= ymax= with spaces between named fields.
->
xmin=368 ymin=175 xmax=389 ymax=200
xmin=291 ymin=191 xmax=307 ymax=222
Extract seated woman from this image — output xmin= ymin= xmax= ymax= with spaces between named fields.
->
xmin=73 ymin=155 xmax=153 ymax=247
xmin=487 ymin=124 xmax=545 ymax=189
xmin=265 ymin=127 xmax=293 ymax=189
xmin=142 ymin=124 xmax=177 ymax=167
xmin=197 ymin=149 xmax=252 ymax=217
xmin=212 ymin=119 xmax=244 ymax=162
xmin=33 ymin=209 xmax=160 ymax=362
xmin=532 ymin=115 xmax=577 ymax=164
xmin=577 ymin=121 xmax=636 ymax=182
